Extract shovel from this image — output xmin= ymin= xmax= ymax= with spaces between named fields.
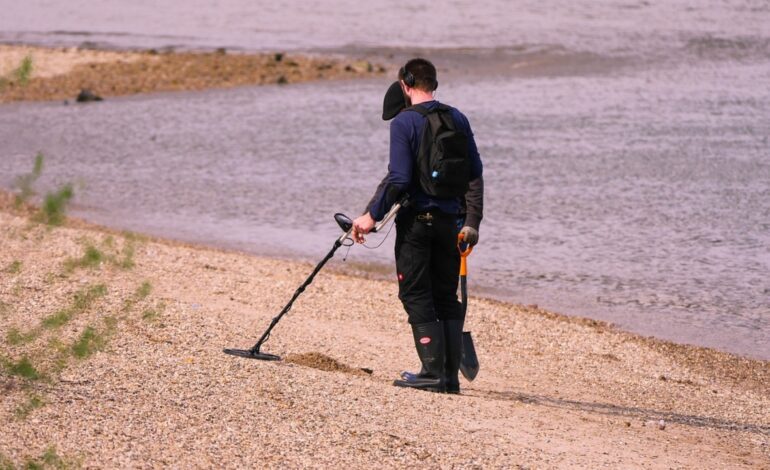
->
xmin=458 ymin=234 xmax=480 ymax=381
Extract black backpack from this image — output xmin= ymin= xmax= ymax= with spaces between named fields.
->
xmin=407 ymin=104 xmax=471 ymax=199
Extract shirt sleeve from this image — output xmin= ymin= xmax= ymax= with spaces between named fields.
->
xmin=457 ymin=111 xmax=483 ymax=180
xmin=456 ymin=110 xmax=484 ymax=229
xmin=368 ymin=117 xmax=413 ymax=220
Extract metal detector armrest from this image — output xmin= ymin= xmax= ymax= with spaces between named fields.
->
xmin=372 ymin=195 xmax=408 ymax=233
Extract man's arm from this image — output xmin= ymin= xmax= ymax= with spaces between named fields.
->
xmin=463 ymin=176 xmax=484 ymax=231
xmin=366 ymin=118 xmax=413 ymax=221
xmin=459 ymin=114 xmax=483 ymax=245
xmin=364 ymin=174 xmax=389 ymax=215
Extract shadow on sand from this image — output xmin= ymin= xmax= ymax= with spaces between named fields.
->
xmin=463 ymin=388 xmax=770 ymax=436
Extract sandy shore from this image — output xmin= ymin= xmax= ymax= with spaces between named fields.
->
xmin=0 ymin=44 xmax=385 ymax=103
xmin=0 ymin=190 xmax=768 ymax=469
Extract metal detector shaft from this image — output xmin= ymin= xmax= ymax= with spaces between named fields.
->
xmin=248 ymin=201 xmax=403 ymax=353
xmin=230 ymin=198 xmax=406 ymax=360
xmin=248 ymin=236 xmax=348 ymax=355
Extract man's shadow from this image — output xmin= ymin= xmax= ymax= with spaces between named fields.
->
xmin=462 ymin=388 xmax=770 ymax=436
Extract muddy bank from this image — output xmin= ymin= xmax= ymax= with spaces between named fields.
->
xmin=0 ymin=44 xmax=386 ymax=103
xmin=0 ymin=191 xmax=768 ymax=467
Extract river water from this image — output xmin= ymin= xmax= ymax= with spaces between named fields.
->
xmin=1 ymin=0 xmax=768 ymax=359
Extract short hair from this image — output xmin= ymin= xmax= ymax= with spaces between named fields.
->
xmin=399 ymin=58 xmax=438 ymax=91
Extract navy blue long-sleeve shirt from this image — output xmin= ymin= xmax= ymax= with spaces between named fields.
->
xmin=368 ymin=100 xmax=483 ymax=220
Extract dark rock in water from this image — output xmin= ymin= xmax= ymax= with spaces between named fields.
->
xmin=76 ymin=89 xmax=103 ymax=103
xmin=77 ymin=41 xmax=101 ymax=50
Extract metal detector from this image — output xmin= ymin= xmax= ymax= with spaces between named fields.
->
xmin=223 ymin=199 xmax=406 ymax=361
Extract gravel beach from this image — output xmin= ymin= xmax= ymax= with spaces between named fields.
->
xmin=1 ymin=192 xmax=768 ymax=468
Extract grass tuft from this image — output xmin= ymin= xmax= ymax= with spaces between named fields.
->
xmin=42 ymin=284 xmax=107 ymax=329
xmin=118 ymin=242 xmax=135 ymax=269
xmin=21 ymin=445 xmax=79 ymax=470
xmin=14 ymin=152 xmax=44 ymax=207
xmin=73 ymin=284 xmax=107 ymax=310
xmin=122 ymin=281 xmax=152 ymax=312
xmin=63 ymin=245 xmax=104 ymax=272
xmin=5 ymin=356 xmax=40 ymax=380
xmin=101 ymin=235 xmax=115 ymax=249
xmin=142 ymin=300 xmax=166 ymax=323
xmin=6 ymin=328 xmax=36 ymax=345
xmin=71 ymin=326 xmax=105 ymax=359
xmin=137 ymin=281 xmax=152 ymax=300
xmin=14 ymin=394 xmax=45 ymax=419
xmin=141 ymin=309 xmax=158 ymax=321
xmin=5 ymin=260 xmax=23 ymax=274
xmin=14 ymin=55 xmax=33 ymax=86
xmin=41 ymin=308 xmax=72 ymax=329
xmin=38 ymin=184 xmax=74 ymax=226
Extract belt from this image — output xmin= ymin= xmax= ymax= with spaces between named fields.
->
xmin=413 ymin=209 xmax=452 ymax=222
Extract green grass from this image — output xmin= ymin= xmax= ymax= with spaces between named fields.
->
xmin=37 ymin=184 xmax=74 ymax=226
xmin=121 ymin=230 xmax=148 ymax=243
xmin=70 ymin=314 xmax=117 ymax=360
xmin=70 ymin=326 xmax=105 ymax=359
xmin=136 ymin=281 xmax=152 ymax=300
xmin=64 ymin=237 xmax=136 ymax=272
xmin=118 ymin=243 xmax=135 ymax=269
xmin=141 ymin=309 xmax=158 ymax=321
xmin=14 ymin=55 xmax=33 ymax=86
xmin=21 ymin=446 xmax=79 ymax=470
xmin=14 ymin=152 xmax=44 ymax=207
xmin=63 ymin=245 xmax=104 ymax=272
xmin=142 ymin=300 xmax=166 ymax=323
xmin=122 ymin=281 xmax=152 ymax=312
xmin=101 ymin=235 xmax=115 ymax=249
xmin=6 ymin=328 xmax=37 ymax=345
xmin=42 ymin=284 xmax=107 ymax=329
xmin=14 ymin=394 xmax=45 ymax=419
xmin=41 ymin=309 xmax=72 ymax=329
xmin=4 ymin=356 xmax=40 ymax=380
xmin=5 ymin=260 xmax=22 ymax=274
xmin=73 ymin=284 xmax=107 ymax=310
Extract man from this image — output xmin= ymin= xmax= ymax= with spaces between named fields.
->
xmin=353 ymin=58 xmax=483 ymax=393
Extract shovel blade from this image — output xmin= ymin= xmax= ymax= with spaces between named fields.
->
xmin=460 ymin=331 xmax=479 ymax=381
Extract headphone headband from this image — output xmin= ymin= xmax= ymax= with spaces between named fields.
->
xmin=400 ymin=62 xmax=437 ymax=91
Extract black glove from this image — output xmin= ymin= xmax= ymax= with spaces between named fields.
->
xmin=459 ymin=226 xmax=479 ymax=246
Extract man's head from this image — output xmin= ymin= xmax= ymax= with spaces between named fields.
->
xmin=399 ymin=58 xmax=438 ymax=92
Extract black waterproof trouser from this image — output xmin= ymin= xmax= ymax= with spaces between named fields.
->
xmin=395 ymin=210 xmax=463 ymax=324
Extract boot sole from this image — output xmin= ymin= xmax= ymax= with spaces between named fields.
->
xmin=392 ymin=380 xmax=446 ymax=393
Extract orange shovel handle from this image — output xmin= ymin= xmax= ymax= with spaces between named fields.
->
xmin=457 ymin=233 xmax=473 ymax=276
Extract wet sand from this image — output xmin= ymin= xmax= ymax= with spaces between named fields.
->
xmin=1 ymin=191 xmax=768 ymax=468
xmin=0 ymin=44 xmax=385 ymax=103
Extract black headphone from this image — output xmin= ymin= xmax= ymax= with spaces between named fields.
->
xmin=400 ymin=65 xmax=416 ymax=87
xmin=400 ymin=64 xmax=438 ymax=90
